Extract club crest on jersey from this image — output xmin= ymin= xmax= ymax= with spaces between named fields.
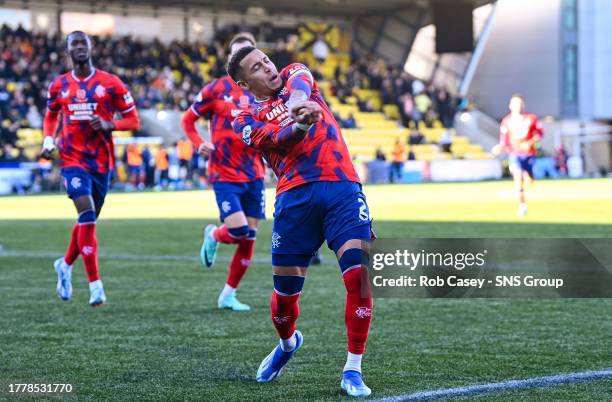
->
xmin=123 ymin=92 xmax=134 ymax=105
xmin=94 ymin=84 xmax=106 ymax=98
xmin=242 ymin=125 xmax=252 ymax=145
xmin=76 ymin=89 xmax=87 ymax=101
xmin=239 ymin=95 xmax=250 ymax=108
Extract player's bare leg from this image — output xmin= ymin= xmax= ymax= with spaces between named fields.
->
xmin=336 ymin=239 xmax=373 ymax=397
xmin=202 ymin=211 xmax=257 ymax=311
xmin=257 ymin=265 xmax=307 ymax=382
xmin=511 ymin=166 xmax=528 ymax=216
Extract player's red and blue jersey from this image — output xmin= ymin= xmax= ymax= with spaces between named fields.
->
xmin=232 ymin=63 xmax=360 ymax=195
xmin=46 ymin=68 xmax=135 ymax=173
xmin=190 ymin=76 xmax=265 ymax=183
xmin=499 ymin=113 xmax=543 ymax=157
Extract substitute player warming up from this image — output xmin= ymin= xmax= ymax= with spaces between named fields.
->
xmin=40 ymin=31 xmax=140 ymax=306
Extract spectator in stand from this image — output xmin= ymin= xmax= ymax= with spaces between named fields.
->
xmin=375 ymin=147 xmax=386 ymax=161
xmin=399 ymin=93 xmax=414 ymax=128
xmin=312 ymin=34 xmax=329 ymax=64
xmin=407 ymin=147 xmax=416 ymax=161
xmin=555 ymin=145 xmax=568 ymax=176
xmin=341 ymin=113 xmax=357 ymax=129
xmin=439 ymin=130 xmax=453 ymax=153
xmin=414 ymin=90 xmax=432 ymax=129
xmin=435 ymin=89 xmax=454 ymax=128
xmin=389 ymin=138 xmax=405 ymax=183
xmin=141 ymin=145 xmax=155 ymax=188
xmin=126 ymin=143 xmax=144 ymax=191
xmin=408 ymin=128 xmax=425 ymax=145
xmin=26 ymin=97 xmax=42 ymax=128
xmin=154 ymin=146 xmax=170 ymax=190
xmin=176 ymin=138 xmax=193 ymax=188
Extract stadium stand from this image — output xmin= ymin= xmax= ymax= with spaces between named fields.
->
xmin=0 ymin=23 xmax=492 ymax=194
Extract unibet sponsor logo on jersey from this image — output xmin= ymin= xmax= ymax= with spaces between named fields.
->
xmin=265 ymin=103 xmax=289 ymax=123
xmin=68 ymin=102 xmax=98 ymax=121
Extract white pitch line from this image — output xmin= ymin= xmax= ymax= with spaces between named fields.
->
xmin=0 ymin=249 xmax=337 ymax=267
xmin=373 ymin=369 xmax=612 ymax=401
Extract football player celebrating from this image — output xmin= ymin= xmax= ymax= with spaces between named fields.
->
xmin=181 ymin=33 xmax=265 ymax=311
xmin=228 ymin=47 xmax=374 ymax=397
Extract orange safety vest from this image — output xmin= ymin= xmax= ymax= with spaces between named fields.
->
xmin=127 ymin=145 xmax=143 ymax=167
xmin=392 ymin=143 xmax=405 ymax=162
xmin=177 ymin=140 xmax=193 ymax=161
xmin=156 ymin=149 xmax=169 ymax=170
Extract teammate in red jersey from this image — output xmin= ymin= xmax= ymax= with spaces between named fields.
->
xmin=228 ymin=47 xmax=374 ymax=397
xmin=40 ymin=31 xmax=140 ymax=306
xmin=181 ymin=33 xmax=265 ymax=311
xmin=493 ymin=94 xmax=543 ymax=216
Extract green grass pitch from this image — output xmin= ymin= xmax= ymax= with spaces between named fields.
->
xmin=0 ymin=179 xmax=611 ymax=401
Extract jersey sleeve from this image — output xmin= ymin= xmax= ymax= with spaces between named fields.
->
xmin=232 ymin=110 xmax=305 ymax=152
xmin=282 ymin=63 xmax=315 ymax=96
xmin=190 ymin=80 xmax=217 ymax=117
xmin=533 ymin=116 xmax=544 ymax=139
xmin=111 ymin=76 xmax=136 ymax=114
xmin=499 ymin=118 xmax=510 ymax=146
xmin=46 ymin=79 xmax=61 ymax=113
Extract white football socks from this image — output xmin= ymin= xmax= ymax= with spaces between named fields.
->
xmin=280 ymin=333 xmax=297 ymax=352
xmin=220 ymin=283 xmax=236 ymax=298
xmin=89 ymin=280 xmax=103 ymax=291
xmin=343 ymin=352 xmax=363 ymax=373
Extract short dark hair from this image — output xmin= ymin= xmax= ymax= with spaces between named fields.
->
xmin=228 ymin=32 xmax=256 ymax=51
xmin=227 ymin=46 xmax=256 ymax=82
xmin=66 ymin=30 xmax=90 ymax=46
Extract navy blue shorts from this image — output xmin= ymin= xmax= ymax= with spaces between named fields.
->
xmin=212 ymin=180 xmax=266 ymax=221
xmin=510 ymin=155 xmax=535 ymax=178
xmin=272 ymin=181 xmax=372 ymax=264
xmin=61 ymin=167 xmax=111 ymax=213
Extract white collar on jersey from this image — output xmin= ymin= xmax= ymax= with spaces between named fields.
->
xmin=71 ymin=68 xmax=97 ymax=82
xmin=254 ymin=96 xmax=270 ymax=103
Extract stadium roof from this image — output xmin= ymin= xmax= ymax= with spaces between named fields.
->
xmin=113 ymin=0 xmax=495 ymax=18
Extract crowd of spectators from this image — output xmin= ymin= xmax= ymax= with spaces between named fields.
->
xmin=0 ymin=24 xmax=479 ymax=193
xmin=329 ymin=51 xmax=460 ymax=130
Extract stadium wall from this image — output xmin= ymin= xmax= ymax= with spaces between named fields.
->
xmin=467 ymin=0 xmax=562 ymax=120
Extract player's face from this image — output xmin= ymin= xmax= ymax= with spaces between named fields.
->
xmin=509 ymin=97 xmax=524 ymax=114
xmin=67 ymin=33 xmax=92 ymax=65
xmin=238 ymin=49 xmax=282 ymax=97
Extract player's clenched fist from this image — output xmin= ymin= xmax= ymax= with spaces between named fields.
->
xmin=39 ymin=136 xmax=57 ymax=160
xmin=291 ymin=101 xmax=322 ymax=125
xmin=197 ymin=142 xmax=215 ymax=157
xmin=90 ymin=115 xmax=115 ymax=131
